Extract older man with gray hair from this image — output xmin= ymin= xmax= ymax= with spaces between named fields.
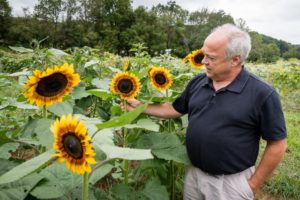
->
xmin=125 ymin=23 xmax=287 ymax=200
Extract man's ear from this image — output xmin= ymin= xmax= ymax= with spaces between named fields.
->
xmin=231 ymin=55 xmax=241 ymax=67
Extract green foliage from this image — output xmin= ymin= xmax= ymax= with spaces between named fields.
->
xmin=136 ymin=132 xmax=190 ymax=165
xmin=187 ymin=8 xmax=234 ymax=52
xmin=0 ymin=0 xmax=11 ymax=40
xmin=0 ymin=47 xmax=299 ymax=199
xmin=2 ymin=0 xmax=298 ymax=60
xmin=262 ymin=112 xmax=300 ymax=199
xmin=247 ymin=60 xmax=300 ymax=111
xmin=0 ymin=150 xmax=54 ymax=185
xmin=0 ymin=173 xmax=43 ymax=200
xmin=30 ymin=163 xmax=82 ymax=199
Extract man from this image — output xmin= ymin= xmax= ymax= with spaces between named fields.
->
xmin=124 ymin=24 xmax=287 ymax=200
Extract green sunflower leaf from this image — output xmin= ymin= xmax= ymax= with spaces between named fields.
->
xmin=48 ymin=99 xmax=74 ymax=116
xmin=30 ymin=163 xmax=81 ymax=199
xmin=122 ymin=118 xmax=160 ymax=132
xmin=0 ymin=131 xmax=14 ymax=146
xmin=0 ymin=149 xmax=55 ymax=185
xmin=141 ymin=178 xmax=169 ymax=200
xmin=48 ymin=48 xmax=69 ymax=57
xmin=89 ymin=163 xmax=114 ymax=185
xmin=96 ymin=104 xmax=147 ymax=130
xmin=34 ymin=119 xmax=55 ymax=149
xmin=88 ymin=89 xmax=114 ymax=100
xmin=0 ymin=143 xmax=19 ymax=159
xmin=72 ymin=87 xmax=91 ymax=99
xmin=93 ymin=129 xmax=153 ymax=160
xmin=136 ymin=132 xmax=190 ymax=165
xmin=97 ymin=145 xmax=153 ymax=160
xmin=0 ymin=173 xmax=43 ymax=200
xmin=9 ymin=46 xmax=33 ymax=53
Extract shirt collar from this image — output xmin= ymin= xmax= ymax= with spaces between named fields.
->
xmin=200 ymin=66 xmax=250 ymax=93
xmin=226 ymin=67 xmax=250 ymax=93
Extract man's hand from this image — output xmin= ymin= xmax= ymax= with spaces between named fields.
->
xmin=121 ymin=98 xmax=143 ymax=112
xmin=121 ymin=99 xmax=182 ymax=119
xmin=247 ymin=139 xmax=287 ymax=193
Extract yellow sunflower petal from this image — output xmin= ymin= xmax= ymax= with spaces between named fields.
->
xmin=149 ymin=66 xmax=173 ymax=91
xmin=23 ymin=63 xmax=80 ymax=107
xmin=189 ymin=49 xmax=205 ymax=69
xmin=110 ymin=72 xmax=140 ymax=100
xmin=51 ymin=115 xmax=96 ymax=175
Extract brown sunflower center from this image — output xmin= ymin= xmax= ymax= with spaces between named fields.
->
xmin=194 ymin=53 xmax=204 ymax=64
xmin=62 ymin=134 xmax=83 ymax=159
xmin=117 ymin=79 xmax=133 ymax=94
xmin=36 ymin=73 xmax=68 ymax=97
xmin=154 ymin=73 xmax=167 ymax=85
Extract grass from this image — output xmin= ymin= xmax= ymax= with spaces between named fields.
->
xmin=261 ymin=112 xmax=300 ymax=199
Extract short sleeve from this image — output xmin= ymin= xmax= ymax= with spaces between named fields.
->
xmin=172 ymin=88 xmax=189 ymax=114
xmin=172 ymin=78 xmax=195 ymax=114
xmin=259 ymin=91 xmax=287 ymax=140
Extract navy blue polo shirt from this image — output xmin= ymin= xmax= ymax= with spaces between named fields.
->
xmin=172 ymin=67 xmax=286 ymax=175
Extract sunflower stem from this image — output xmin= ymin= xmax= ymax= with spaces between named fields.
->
xmin=166 ymin=89 xmax=175 ymax=200
xmin=92 ymin=97 xmax=98 ymax=118
xmin=166 ymin=90 xmax=171 ymax=132
xmin=123 ymin=99 xmax=129 ymax=185
xmin=82 ymin=172 xmax=89 ymax=200
xmin=43 ymin=106 xmax=47 ymax=119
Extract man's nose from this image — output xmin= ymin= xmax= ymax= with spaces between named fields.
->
xmin=202 ymin=56 xmax=208 ymax=65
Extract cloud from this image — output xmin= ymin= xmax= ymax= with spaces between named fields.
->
xmin=7 ymin=0 xmax=38 ymax=16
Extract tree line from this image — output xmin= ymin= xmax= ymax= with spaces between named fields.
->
xmin=1 ymin=0 xmax=300 ymax=62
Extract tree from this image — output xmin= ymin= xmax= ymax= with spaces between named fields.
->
xmin=34 ymin=0 xmax=64 ymax=45
xmin=0 ymin=0 xmax=11 ymax=41
xmin=283 ymin=46 xmax=300 ymax=59
xmin=262 ymin=43 xmax=281 ymax=63
xmin=152 ymin=1 xmax=189 ymax=56
xmin=235 ymin=18 xmax=249 ymax=31
xmin=186 ymin=8 xmax=234 ymax=53
xmin=127 ymin=6 xmax=166 ymax=54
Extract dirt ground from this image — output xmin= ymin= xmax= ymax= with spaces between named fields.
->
xmin=255 ymin=190 xmax=276 ymax=200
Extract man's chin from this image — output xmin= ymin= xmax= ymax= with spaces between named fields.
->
xmin=205 ymin=71 xmax=212 ymax=78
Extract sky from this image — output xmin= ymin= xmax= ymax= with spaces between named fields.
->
xmin=7 ymin=0 xmax=300 ymax=44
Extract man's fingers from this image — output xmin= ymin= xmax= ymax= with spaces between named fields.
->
xmin=127 ymin=98 xmax=141 ymax=107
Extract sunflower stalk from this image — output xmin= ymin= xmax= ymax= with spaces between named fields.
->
xmin=92 ymin=97 xmax=98 ymax=118
xmin=82 ymin=172 xmax=89 ymax=200
xmin=123 ymin=99 xmax=129 ymax=185
xmin=166 ymin=89 xmax=175 ymax=200
xmin=42 ymin=106 xmax=47 ymax=119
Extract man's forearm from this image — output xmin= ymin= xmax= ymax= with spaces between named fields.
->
xmin=248 ymin=139 xmax=287 ymax=191
xmin=144 ymin=102 xmax=183 ymax=119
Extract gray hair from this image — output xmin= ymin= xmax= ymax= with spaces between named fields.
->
xmin=211 ymin=23 xmax=251 ymax=64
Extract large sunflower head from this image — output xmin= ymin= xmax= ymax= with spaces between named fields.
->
xmin=189 ymin=49 xmax=205 ymax=69
xmin=110 ymin=72 xmax=140 ymax=99
xmin=23 ymin=63 xmax=80 ymax=107
xmin=123 ymin=57 xmax=130 ymax=71
xmin=149 ymin=67 xmax=172 ymax=91
xmin=52 ymin=114 xmax=96 ymax=174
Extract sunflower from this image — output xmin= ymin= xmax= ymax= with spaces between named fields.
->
xmin=183 ymin=49 xmax=205 ymax=69
xmin=123 ymin=57 xmax=130 ymax=71
xmin=149 ymin=67 xmax=172 ymax=91
xmin=189 ymin=49 xmax=205 ymax=69
xmin=110 ymin=72 xmax=140 ymax=99
xmin=182 ymin=54 xmax=191 ymax=63
xmin=23 ymin=63 xmax=80 ymax=107
xmin=52 ymin=114 xmax=96 ymax=174
xmin=147 ymin=66 xmax=154 ymax=76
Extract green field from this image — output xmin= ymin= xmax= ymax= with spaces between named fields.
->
xmin=0 ymin=47 xmax=299 ymax=199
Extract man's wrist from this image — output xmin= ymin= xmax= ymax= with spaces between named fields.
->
xmin=248 ymin=177 xmax=261 ymax=192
